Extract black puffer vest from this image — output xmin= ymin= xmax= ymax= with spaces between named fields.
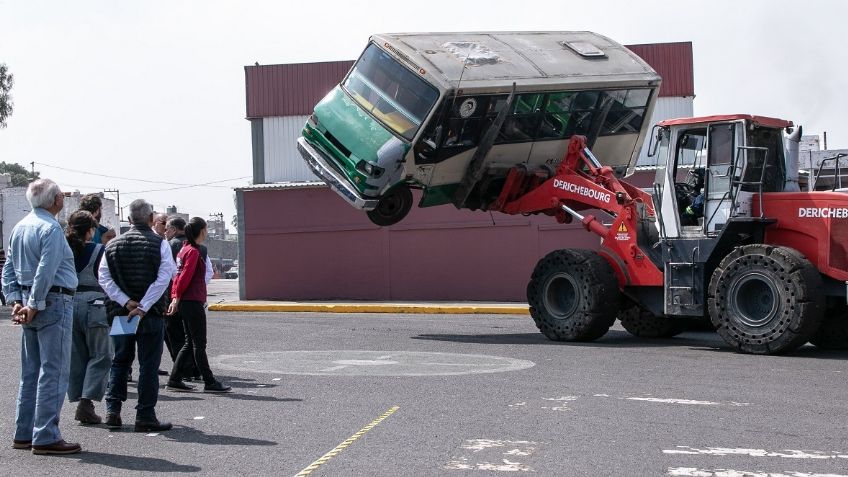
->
xmin=104 ymin=224 xmax=168 ymax=319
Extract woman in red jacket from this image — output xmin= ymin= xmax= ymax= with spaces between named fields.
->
xmin=164 ymin=218 xmax=230 ymax=393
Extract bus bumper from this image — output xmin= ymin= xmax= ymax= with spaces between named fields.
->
xmin=297 ymin=137 xmax=379 ymax=211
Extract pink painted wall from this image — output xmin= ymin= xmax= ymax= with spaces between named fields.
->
xmin=241 ymin=171 xmax=655 ymax=301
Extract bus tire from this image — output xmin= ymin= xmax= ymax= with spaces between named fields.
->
xmin=708 ymin=244 xmax=824 ymax=355
xmin=367 ymin=185 xmax=413 ymax=227
xmin=527 ymin=249 xmax=619 ymax=342
xmin=618 ymin=301 xmax=685 ymax=338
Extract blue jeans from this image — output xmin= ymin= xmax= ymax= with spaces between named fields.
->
xmin=68 ymin=292 xmax=113 ymax=402
xmin=15 ymin=291 xmax=74 ymax=446
xmin=105 ymin=315 xmax=164 ymax=421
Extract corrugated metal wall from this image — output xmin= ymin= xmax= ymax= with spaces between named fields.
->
xmin=635 ymin=96 xmax=695 ymax=167
xmin=262 ymin=115 xmax=318 ymax=183
xmin=626 ymin=43 xmax=695 ymax=98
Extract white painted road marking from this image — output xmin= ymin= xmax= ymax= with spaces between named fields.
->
xmin=628 ymin=397 xmax=721 ymax=406
xmin=214 ymin=351 xmax=535 ymax=376
xmin=445 ymin=439 xmax=538 ymax=472
xmin=668 ymin=467 xmax=848 ymax=477
xmin=664 ymin=447 xmax=848 ymax=459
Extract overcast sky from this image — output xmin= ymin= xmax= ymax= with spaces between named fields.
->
xmin=1 ymin=0 xmax=846 ymax=223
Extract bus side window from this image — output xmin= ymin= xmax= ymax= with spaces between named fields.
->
xmin=600 ymin=89 xmax=650 ymax=136
xmin=443 ymin=95 xmax=507 ymax=148
xmin=496 ymin=93 xmax=543 ymax=143
xmin=537 ymin=92 xmax=574 ymax=139
xmin=564 ymin=91 xmax=598 ymax=137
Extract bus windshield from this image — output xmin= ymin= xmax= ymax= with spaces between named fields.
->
xmin=344 ymin=43 xmax=439 ymax=141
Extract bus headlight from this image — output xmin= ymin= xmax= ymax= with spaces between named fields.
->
xmin=356 ymin=160 xmax=385 ymax=178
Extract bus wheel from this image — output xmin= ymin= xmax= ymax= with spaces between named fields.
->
xmin=809 ymin=301 xmax=848 ymax=349
xmin=367 ymin=185 xmax=413 ymax=227
xmin=708 ymin=244 xmax=824 ymax=355
xmin=527 ymin=249 xmax=619 ymax=342
xmin=618 ymin=301 xmax=684 ymax=338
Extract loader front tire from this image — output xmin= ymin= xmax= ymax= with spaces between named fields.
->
xmin=527 ymin=249 xmax=619 ymax=342
xmin=708 ymin=244 xmax=824 ymax=355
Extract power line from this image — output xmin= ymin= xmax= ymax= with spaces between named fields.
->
xmin=36 ymin=161 xmax=246 ymax=189
xmin=122 ymin=177 xmax=250 ymax=195
xmin=35 ymin=161 xmax=194 ymax=186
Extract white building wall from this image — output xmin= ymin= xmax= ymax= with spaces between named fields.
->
xmin=635 ymin=96 xmax=695 ymax=167
xmin=261 ymin=97 xmax=694 ymax=182
xmin=263 ymin=115 xmax=318 ymax=183
xmin=1 ymin=188 xmax=118 ymax=250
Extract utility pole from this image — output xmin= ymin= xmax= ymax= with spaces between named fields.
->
xmin=209 ymin=212 xmax=224 ymax=237
xmin=104 ymin=189 xmax=121 ymax=221
xmin=30 ymin=161 xmax=34 ymax=177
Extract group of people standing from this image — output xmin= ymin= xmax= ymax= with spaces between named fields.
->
xmin=2 ymin=179 xmax=230 ymax=456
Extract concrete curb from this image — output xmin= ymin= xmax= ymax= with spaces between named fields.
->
xmin=208 ymin=303 xmax=531 ymax=315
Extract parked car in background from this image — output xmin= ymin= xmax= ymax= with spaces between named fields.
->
xmin=224 ymin=267 xmax=239 ymax=279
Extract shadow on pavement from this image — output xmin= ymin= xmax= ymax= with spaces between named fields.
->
xmin=411 ymin=330 xmax=722 ymax=348
xmin=209 ymin=393 xmax=302 ymax=403
xmin=57 ymin=451 xmax=201 ymax=472
xmin=413 ymin=329 xmax=848 ymax=359
xmin=165 ymin=425 xmax=278 ymax=446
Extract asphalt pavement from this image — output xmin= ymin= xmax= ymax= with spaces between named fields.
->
xmin=1 ymin=306 xmax=847 ymax=476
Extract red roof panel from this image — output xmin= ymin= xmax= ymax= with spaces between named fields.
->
xmin=245 ymin=42 xmax=694 ymax=118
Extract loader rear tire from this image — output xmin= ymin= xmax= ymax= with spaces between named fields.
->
xmin=618 ymin=301 xmax=685 ymax=338
xmin=708 ymin=244 xmax=824 ymax=355
xmin=809 ymin=301 xmax=848 ymax=349
xmin=527 ymin=249 xmax=619 ymax=342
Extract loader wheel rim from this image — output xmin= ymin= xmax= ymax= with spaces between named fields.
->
xmin=731 ymin=273 xmax=778 ymax=327
xmin=544 ymin=273 xmax=579 ymax=319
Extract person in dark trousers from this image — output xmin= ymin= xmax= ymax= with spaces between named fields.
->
xmin=65 ymin=210 xmax=112 ymax=425
xmin=98 ymin=199 xmax=176 ymax=432
xmin=2 ymin=179 xmax=81 ymax=455
xmin=165 ymin=217 xmax=230 ymax=393
xmin=163 ymin=217 xmax=201 ymax=381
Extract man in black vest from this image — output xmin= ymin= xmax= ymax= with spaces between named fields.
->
xmin=98 ymin=199 xmax=176 ymax=432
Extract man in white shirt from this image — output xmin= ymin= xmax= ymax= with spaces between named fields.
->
xmin=98 ymin=199 xmax=176 ymax=433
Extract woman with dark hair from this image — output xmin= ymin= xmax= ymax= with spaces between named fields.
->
xmin=165 ymin=217 xmax=231 ymax=393
xmin=65 ymin=209 xmax=113 ymax=424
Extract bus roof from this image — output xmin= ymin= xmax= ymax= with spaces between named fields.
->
xmin=372 ymin=31 xmax=661 ymax=92
xmin=658 ymin=115 xmax=793 ymax=129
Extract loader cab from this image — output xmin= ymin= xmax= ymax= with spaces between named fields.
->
xmin=653 ymin=115 xmax=790 ymax=239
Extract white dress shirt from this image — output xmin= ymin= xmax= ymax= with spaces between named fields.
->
xmin=98 ymin=239 xmax=177 ymax=313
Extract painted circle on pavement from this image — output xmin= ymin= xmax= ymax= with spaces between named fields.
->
xmin=212 ymin=350 xmax=535 ymax=376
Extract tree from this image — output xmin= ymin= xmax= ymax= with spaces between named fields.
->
xmin=0 ymin=63 xmax=13 ymax=128
xmin=0 ymin=162 xmax=39 ymax=186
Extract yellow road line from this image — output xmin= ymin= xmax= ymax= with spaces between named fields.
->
xmin=209 ymin=303 xmax=530 ymax=315
xmin=294 ymin=406 xmax=400 ymax=477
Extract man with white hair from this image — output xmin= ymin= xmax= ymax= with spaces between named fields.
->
xmin=98 ymin=199 xmax=176 ymax=432
xmin=2 ymin=179 xmax=81 ymax=455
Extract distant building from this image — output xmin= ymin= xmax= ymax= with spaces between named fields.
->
xmin=1 ymin=185 xmax=118 ymax=250
xmin=165 ymin=205 xmax=189 ymax=223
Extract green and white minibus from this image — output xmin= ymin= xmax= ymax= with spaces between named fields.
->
xmin=298 ymin=31 xmax=661 ymax=225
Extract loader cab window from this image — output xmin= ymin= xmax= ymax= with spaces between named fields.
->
xmin=742 ymin=126 xmax=786 ymax=192
xmin=673 ymin=128 xmax=707 ymax=227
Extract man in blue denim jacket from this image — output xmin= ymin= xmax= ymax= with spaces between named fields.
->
xmin=2 ymin=179 xmax=81 ymax=455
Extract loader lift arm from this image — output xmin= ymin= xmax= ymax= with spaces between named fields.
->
xmin=490 ymin=135 xmax=664 ymax=288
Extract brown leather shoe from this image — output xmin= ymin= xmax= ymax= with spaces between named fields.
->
xmin=31 ymin=440 xmax=81 ymax=455
xmin=75 ymin=399 xmax=102 ymax=425
xmin=12 ymin=439 xmax=31 ymax=450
